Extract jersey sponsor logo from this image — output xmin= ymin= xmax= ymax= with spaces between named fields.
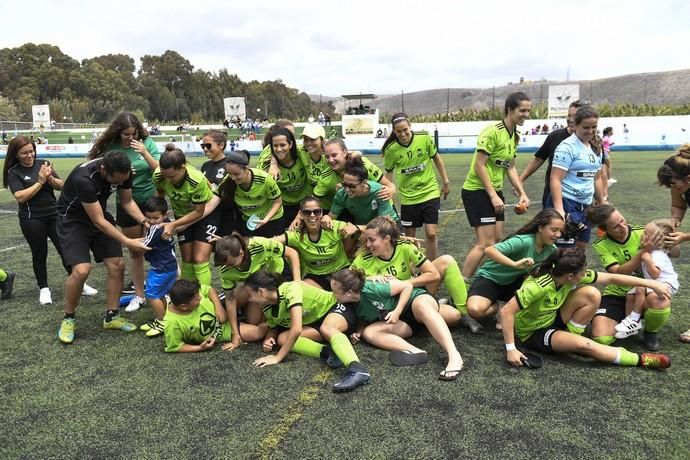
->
xmin=24 ymin=175 xmax=31 ymax=180
xmin=311 ymin=257 xmax=336 ymax=266
xmin=401 ymin=163 xmax=426 ymax=175
xmin=576 ymin=171 xmax=598 ymax=178
xmin=283 ymin=184 xmax=302 ymax=192
xmin=494 ymin=159 xmax=511 ymax=168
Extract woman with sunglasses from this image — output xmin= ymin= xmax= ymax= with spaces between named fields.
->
xmin=200 ymin=130 xmax=238 ymax=236
xmin=274 ymin=197 xmax=361 ymax=290
xmin=88 ymin=112 xmax=159 ymax=308
xmin=213 ymin=233 xmax=300 ymax=351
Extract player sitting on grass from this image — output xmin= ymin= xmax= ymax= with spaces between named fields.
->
xmin=500 ymin=247 xmax=671 ymax=369
xmin=615 ymin=219 xmax=679 ymax=339
xmin=164 ymin=279 xmax=259 ymax=353
xmin=136 ymin=197 xmax=179 ymax=337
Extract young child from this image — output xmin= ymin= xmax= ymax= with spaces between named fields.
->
xmin=0 ymin=268 xmax=15 ymax=300
xmin=135 ymin=197 xmax=179 ymax=336
xmin=163 ymin=279 xmax=236 ymax=353
xmin=615 ymin=219 xmax=679 ymax=339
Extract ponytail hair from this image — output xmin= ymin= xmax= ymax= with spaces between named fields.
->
xmin=586 ymin=204 xmax=617 ymax=229
xmin=213 ymin=232 xmax=249 ymax=266
xmin=510 ymin=209 xmax=564 ymax=238
xmin=245 ymin=269 xmax=284 ymax=292
xmin=365 ymin=216 xmax=400 ymax=246
xmin=159 ymin=144 xmax=186 ymax=170
xmin=331 ymin=268 xmax=366 ymax=293
xmin=657 ymin=144 xmax=690 ymax=187
xmin=530 ymin=247 xmax=586 ymax=278
xmin=343 ymin=155 xmax=368 ymax=182
xmin=381 ymin=112 xmax=410 ymax=154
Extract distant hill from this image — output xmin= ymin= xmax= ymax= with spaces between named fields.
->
xmin=311 ymin=69 xmax=690 ymax=116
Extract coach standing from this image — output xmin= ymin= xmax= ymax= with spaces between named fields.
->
xmin=56 ymin=151 xmax=150 ymax=344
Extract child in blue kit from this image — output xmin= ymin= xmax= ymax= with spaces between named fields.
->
xmin=138 ymin=197 xmax=179 ymax=337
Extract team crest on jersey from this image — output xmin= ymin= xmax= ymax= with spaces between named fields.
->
xmin=199 ymin=312 xmax=217 ymax=336
xmin=110 ymin=184 xmax=118 ymax=193
xmin=371 ymin=201 xmax=378 ymax=211
xmin=216 ymin=168 xmax=225 ymax=179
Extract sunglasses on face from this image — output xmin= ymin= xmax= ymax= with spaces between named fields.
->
xmin=200 ymin=143 xmax=213 ymax=150
xmin=301 ymin=208 xmax=323 ymax=216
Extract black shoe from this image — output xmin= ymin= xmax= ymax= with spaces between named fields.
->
xmin=332 ymin=366 xmax=371 ymax=393
xmin=121 ymin=281 xmax=135 ymax=295
xmin=643 ymin=331 xmax=661 ymax=351
xmin=459 ymin=314 xmax=485 ymax=334
xmin=0 ymin=272 xmax=15 ymax=299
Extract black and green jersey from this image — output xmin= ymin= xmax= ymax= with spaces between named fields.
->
xmin=475 ymin=234 xmax=557 ymax=286
xmin=592 ymin=225 xmax=645 ymax=297
xmin=350 ymin=240 xmax=427 ymax=279
xmin=164 ymin=285 xmax=231 ymax=352
xmin=274 ymin=158 xmax=310 ymax=205
xmin=297 ymin=146 xmax=328 ymax=186
xmin=313 ymin=156 xmax=384 ymax=210
xmin=515 ymin=270 xmax=597 ymax=341
xmin=330 ymin=180 xmax=399 ymax=225
xmin=218 ymin=237 xmax=286 ymax=290
xmin=356 ymin=280 xmax=428 ymax=323
xmin=383 ymin=131 xmax=440 ymax=205
xmin=285 ymin=220 xmax=350 ymax=276
xmin=263 ymin=281 xmax=336 ymax=329
xmin=217 ymin=168 xmax=284 ymax=222
xmin=463 ymin=121 xmax=518 ymax=191
xmin=153 ymin=164 xmax=213 ymax=218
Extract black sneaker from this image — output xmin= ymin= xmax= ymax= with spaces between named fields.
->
xmin=0 ymin=272 xmax=15 ymax=299
xmin=121 ymin=281 xmax=136 ymax=295
xmin=332 ymin=365 xmax=371 ymax=393
xmin=643 ymin=331 xmax=661 ymax=351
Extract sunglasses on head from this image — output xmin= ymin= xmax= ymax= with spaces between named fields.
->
xmin=301 ymin=208 xmax=323 ymax=216
xmin=200 ymin=143 xmax=213 ymax=150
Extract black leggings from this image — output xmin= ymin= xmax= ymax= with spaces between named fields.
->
xmin=19 ymin=217 xmax=70 ymax=288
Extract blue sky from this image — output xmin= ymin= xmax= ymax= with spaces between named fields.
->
xmin=3 ymin=0 xmax=689 ymax=97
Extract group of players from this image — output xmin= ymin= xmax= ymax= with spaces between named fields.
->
xmin=2 ymin=92 xmax=687 ymax=393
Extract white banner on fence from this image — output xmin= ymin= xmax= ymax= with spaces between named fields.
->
xmin=223 ymin=97 xmax=246 ymax=121
xmin=32 ymin=105 xmax=51 ymax=129
xmin=548 ymin=85 xmax=580 ymax=119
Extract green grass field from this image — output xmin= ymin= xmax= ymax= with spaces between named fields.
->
xmin=1 ymin=152 xmax=689 ymax=459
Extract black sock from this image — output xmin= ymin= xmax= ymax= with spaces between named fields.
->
xmin=105 ymin=310 xmax=118 ymax=322
xmin=320 ymin=346 xmax=332 ymax=360
xmin=64 ymin=313 xmax=75 ymax=319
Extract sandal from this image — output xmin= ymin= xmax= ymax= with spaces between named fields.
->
xmin=679 ymin=328 xmax=690 ymax=343
xmin=438 ymin=368 xmax=462 ymax=381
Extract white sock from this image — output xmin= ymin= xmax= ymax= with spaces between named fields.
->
xmin=630 ymin=311 xmax=642 ymax=322
xmin=613 ymin=348 xmax=621 ymax=364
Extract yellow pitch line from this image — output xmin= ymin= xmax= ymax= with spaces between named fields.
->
xmin=259 ymin=369 xmax=332 ymax=459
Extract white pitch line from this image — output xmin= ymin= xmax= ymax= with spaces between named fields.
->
xmin=0 ymin=244 xmax=26 ymax=253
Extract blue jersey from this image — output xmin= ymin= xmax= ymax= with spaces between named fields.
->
xmin=143 ymin=221 xmax=178 ymax=272
xmin=551 ymin=134 xmax=602 ymax=205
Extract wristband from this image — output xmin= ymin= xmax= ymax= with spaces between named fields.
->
xmin=505 ymin=343 xmax=516 ymax=351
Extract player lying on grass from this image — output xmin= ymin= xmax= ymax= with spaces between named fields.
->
xmin=500 ymin=247 xmax=671 ymax=369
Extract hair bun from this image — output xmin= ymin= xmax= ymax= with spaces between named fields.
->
xmin=678 ymin=143 xmax=690 ymax=159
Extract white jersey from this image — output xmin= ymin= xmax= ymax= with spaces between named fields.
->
xmin=643 ymin=250 xmax=679 ymax=294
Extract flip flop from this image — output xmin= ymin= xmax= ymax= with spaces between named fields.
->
xmin=438 ymin=368 xmax=462 ymax=381
xmin=520 ymin=350 xmax=543 ymax=369
xmin=679 ymin=328 xmax=690 ymax=343
xmin=389 ymin=350 xmax=429 ymax=367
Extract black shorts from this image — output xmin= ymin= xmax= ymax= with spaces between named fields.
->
xmin=283 ymin=204 xmax=300 ymax=229
xmin=594 ymin=295 xmax=627 ymax=322
xmin=521 ymin=312 xmax=568 ymax=354
xmin=461 ymin=189 xmax=505 ymax=227
xmin=309 ymin=302 xmax=358 ymax=335
xmin=57 ymin=215 xmax=123 ymax=266
xmin=116 ymin=200 xmax=146 ymax=228
xmin=248 ymin=216 xmax=286 ymax=238
xmin=303 ymin=273 xmax=333 ymax=291
xmin=400 ymin=197 xmax=440 ymax=228
xmin=177 ymin=211 xmax=221 ymax=246
xmin=468 ymin=275 xmax=525 ymax=303
xmin=399 ymin=289 xmax=436 ymax=333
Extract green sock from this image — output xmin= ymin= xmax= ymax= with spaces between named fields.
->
xmin=0 ymin=269 xmax=6 ymax=282
xmin=180 ymin=262 xmax=195 ymax=281
xmin=616 ymin=347 xmax=640 ymax=367
xmin=330 ymin=332 xmax=359 ymax=367
xmin=566 ymin=320 xmax=586 ymax=335
xmin=291 ymin=337 xmax=325 ymax=358
xmin=443 ymin=260 xmax=468 ymax=314
xmin=193 ymin=262 xmax=212 ymax=287
xmin=593 ymin=335 xmax=615 ymax=345
xmin=643 ymin=307 xmax=671 ymax=333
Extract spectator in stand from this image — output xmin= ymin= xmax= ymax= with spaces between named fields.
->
xmin=325 ymin=113 xmax=331 ymax=126
xmin=541 ymin=123 xmax=549 ymax=135
xmin=68 ymin=136 xmax=74 ymax=144
xmin=318 ymin=112 xmax=326 ymax=126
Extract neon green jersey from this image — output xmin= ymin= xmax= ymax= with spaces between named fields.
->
xmin=515 ymin=270 xmax=597 ymax=341
xmin=350 ymin=240 xmax=427 ymax=279
xmin=463 ymin=121 xmax=518 ymax=191
xmin=592 ymin=225 xmax=645 ymax=297
xmin=313 ymin=156 xmax=383 ymax=210
xmin=383 ymin=131 xmax=440 ymax=205
xmin=218 ymin=237 xmax=286 ymax=290
xmin=263 ymin=281 xmax=336 ymax=329
xmin=257 ymin=145 xmax=272 ymax=171
xmin=297 ymin=146 xmax=328 ymax=186
xmin=218 ymin=168 xmax=284 ymax=222
xmin=285 ymin=220 xmax=350 ymax=276
xmin=152 ymin=164 xmax=213 ymax=218
xmin=111 ymin=138 xmax=160 ymax=204
xmin=274 ymin=158 xmax=310 ymax=205
xmin=163 ymin=285 xmax=231 ymax=352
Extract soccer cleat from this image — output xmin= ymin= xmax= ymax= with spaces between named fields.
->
xmin=140 ymin=320 xmax=155 ymax=332
xmin=58 ymin=318 xmax=76 ymax=343
xmin=332 ymin=367 xmax=371 ymax=393
xmin=125 ymin=296 xmax=146 ymax=313
xmin=39 ymin=287 xmax=53 ymax=305
xmin=121 ymin=281 xmax=136 ymax=295
xmin=614 ymin=316 xmax=643 ymax=339
xmin=0 ymin=272 xmax=16 ymax=299
xmin=640 ymin=353 xmax=670 ymax=369
xmin=643 ymin=331 xmax=661 ymax=351
xmin=103 ymin=315 xmax=137 ymax=332
xmin=82 ymin=283 xmax=98 ymax=296
xmin=145 ymin=319 xmax=166 ymax=337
